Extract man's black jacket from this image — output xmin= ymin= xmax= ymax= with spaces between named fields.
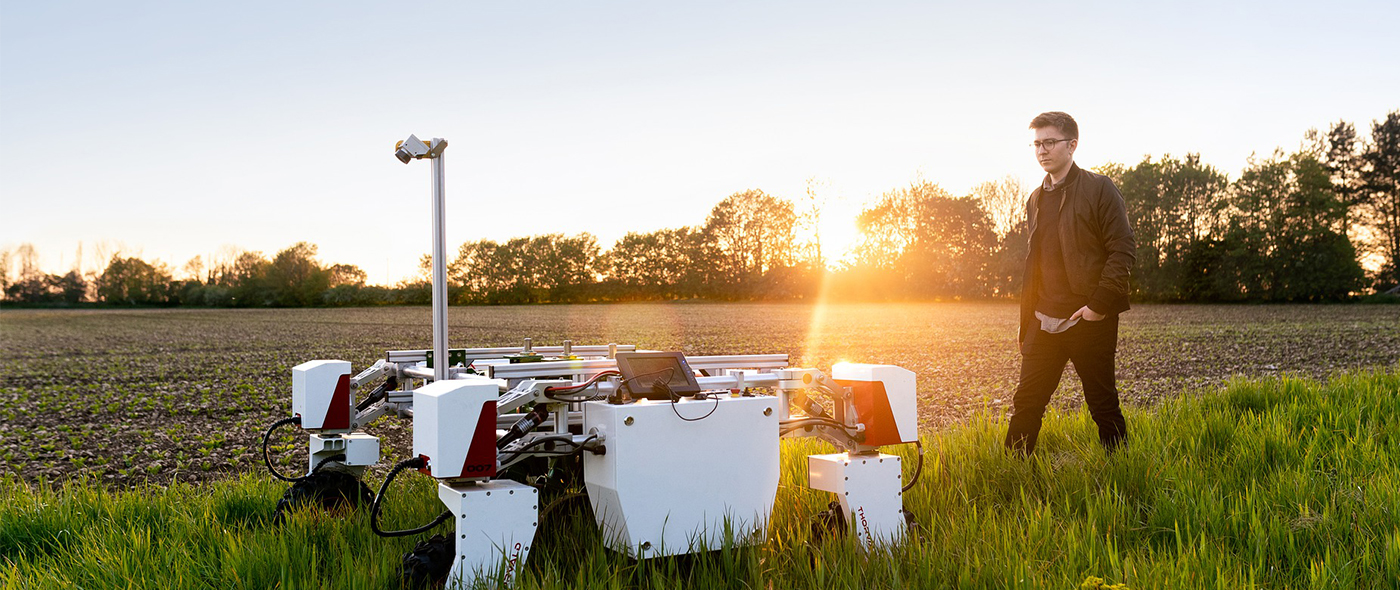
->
xmin=1019 ymin=163 xmax=1136 ymax=348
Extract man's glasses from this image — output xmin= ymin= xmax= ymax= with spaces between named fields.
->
xmin=1031 ymin=138 xmax=1072 ymax=150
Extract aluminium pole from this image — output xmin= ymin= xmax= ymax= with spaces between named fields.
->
xmin=430 ymin=147 xmax=449 ymax=382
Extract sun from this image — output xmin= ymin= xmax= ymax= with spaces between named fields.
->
xmin=813 ymin=200 xmax=865 ymax=270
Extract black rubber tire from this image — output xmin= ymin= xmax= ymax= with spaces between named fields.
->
xmin=808 ymin=500 xmax=847 ymax=545
xmin=902 ymin=508 xmax=921 ymax=542
xmin=399 ymin=534 xmax=454 ymax=589
xmin=272 ymin=470 xmax=373 ymax=526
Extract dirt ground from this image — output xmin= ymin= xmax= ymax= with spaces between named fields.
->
xmin=2 ymin=302 xmax=1396 ymax=487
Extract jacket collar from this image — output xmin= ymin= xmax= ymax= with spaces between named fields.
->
xmin=1041 ymin=162 xmax=1081 ymax=192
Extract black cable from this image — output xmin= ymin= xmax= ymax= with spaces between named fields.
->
xmin=779 ymin=416 xmax=862 ymax=433
xmin=901 ymin=440 xmax=924 ymax=493
xmin=549 ymin=370 xmax=620 ymax=392
xmin=499 ymin=434 xmax=596 ymax=465
xmin=619 ymin=366 xmax=719 ymax=422
xmin=672 ymin=398 xmax=719 ymax=422
xmin=498 ymin=435 xmax=599 ymax=471
xmin=663 ymin=381 xmax=719 ymax=422
xmin=780 ymin=415 xmax=849 ymax=429
xmin=262 ymin=416 xmax=352 ymax=483
xmin=546 ymin=390 xmax=608 ymax=403
xmin=779 ymin=425 xmax=853 ymax=439
xmin=545 ymin=370 xmax=621 ymax=399
xmin=496 ymin=405 xmax=550 ymax=450
xmin=262 ymin=416 xmax=304 ymax=482
xmin=371 ymin=457 xmax=453 ymax=538
xmin=620 ymin=366 xmax=676 ymax=400
xmin=497 ymin=437 xmax=570 ymax=464
xmin=311 ymin=453 xmax=347 ymax=474
xmin=356 ymin=376 xmax=398 ymax=411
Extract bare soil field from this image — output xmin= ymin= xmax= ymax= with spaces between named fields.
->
xmin=2 ymin=302 xmax=1396 ymax=487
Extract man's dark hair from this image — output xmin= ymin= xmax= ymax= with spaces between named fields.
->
xmin=1029 ymin=111 xmax=1078 ymax=140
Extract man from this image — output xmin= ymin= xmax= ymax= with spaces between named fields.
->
xmin=1005 ymin=111 xmax=1135 ymax=455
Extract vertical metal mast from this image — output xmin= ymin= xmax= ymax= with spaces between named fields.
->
xmin=429 ymin=144 xmax=449 ymax=382
xmin=394 ymin=134 xmax=450 ymax=381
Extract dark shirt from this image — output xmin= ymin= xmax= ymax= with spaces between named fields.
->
xmin=1033 ymin=182 xmax=1089 ymax=318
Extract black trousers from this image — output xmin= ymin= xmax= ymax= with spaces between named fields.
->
xmin=1005 ymin=315 xmax=1126 ymax=454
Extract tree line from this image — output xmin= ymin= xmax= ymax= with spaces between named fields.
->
xmin=3 ymin=110 xmax=1397 ymax=307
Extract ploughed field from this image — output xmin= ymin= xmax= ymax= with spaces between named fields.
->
xmin=1 ymin=302 xmax=1396 ymax=487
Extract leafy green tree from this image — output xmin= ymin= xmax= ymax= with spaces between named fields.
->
xmin=449 ymin=240 xmax=503 ymax=302
xmin=266 ymin=242 xmax=330 ymax=306
xmin=972 ymin=176 xmax=1029 ymax=298
xmin=1320 ymin=121 xmax=1367 ymax=223
xmin=55 ymin=271 xmax=87 ymax=304
xmin=905 ymin=195 xmax=997 ymax=298
xmin=529 ymin=233 xmax=600 ymax=302
xmin=474 ymin=238 xmax=535 ymax=303
xmin=2 ymin=271 xmax=83 ymax=304
xmin=853 ymin=182 xmax=997 ymax=299
xmin=1105 ymin=155 xmax=1229 ymax=300
xmin=3 ymin=275 xmax=56 ymax=303
xmin=96 ymin=256 xmax=173 ymax=305
xmin=216 ymin=251 xmax=272 ymax=306
xmin=1218 ymin=151 xmax=1363 ymax=300
xmin=605 ymin=227 xmax=712 ymax=299
xmin=1178 ymin=237 xmax=1229 ymax=301
xmin=317 ymin=262 xmax=376 ymax=306
xmin=328 ymin=264 xmax=367 ymax=287
xmin=449 ymin=234 xmax=600 ymax=303
xmin=853 ymin=184 xmax=928 ymax=272
xmin=606 ymin=231 xmax=664 ymax=292
xmin=702 ymin=189 xmax=798 ymax=296
xmin=0 ymin=247 xmax=11 ymax=298
xmin=1359 ymin=111 xmax=1400 ymax=289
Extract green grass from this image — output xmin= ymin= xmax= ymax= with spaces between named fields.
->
xmin=4 ymin=367 xmax=1398 ymax=589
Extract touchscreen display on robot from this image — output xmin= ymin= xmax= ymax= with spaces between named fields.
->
xmin=614 ymin=351 xmax=701 ymax=399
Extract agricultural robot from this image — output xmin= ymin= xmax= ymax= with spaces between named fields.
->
xmin=258 ymin=135 xmax=924 ymax=588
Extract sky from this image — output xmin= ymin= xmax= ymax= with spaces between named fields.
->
xmin=2 ymin=1 xmax=1397 ymax=284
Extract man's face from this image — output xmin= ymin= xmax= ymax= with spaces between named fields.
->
xmin=1033 ymin=126 xmax=1077 ymax=177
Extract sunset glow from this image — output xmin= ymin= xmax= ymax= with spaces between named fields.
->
xmin=816 ymin=212 xmax=864 ymax=270
xmin=809 ymin=196 xmax=868 ymax=270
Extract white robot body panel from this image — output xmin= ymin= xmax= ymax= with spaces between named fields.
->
xmin=808 ymin=452 xmax=906 ymax=547
xmin=832 ymin=363 xmax=919 ymax=446
xmin=583 ymin=396 xmax=779 ymax=557
xmin=438 ymin=480 xmax=538 ymax=589
xmin=413 ymin=380 xmax=500 ymax=479
xmin=292 ymin=360 xmax=353 ymax=432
